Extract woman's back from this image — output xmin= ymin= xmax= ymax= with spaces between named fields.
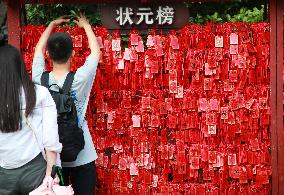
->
xmin=0 ymin=42 xmax=62 ymax=194
xmin=0 ymin=85 xmax=61 ymax=169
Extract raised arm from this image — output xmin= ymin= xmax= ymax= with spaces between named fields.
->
xmin=32 ymin=17 xmax=69 ymax=84
xmin=74 ymin=14 xmax=100 ymax=56
xmin=71 ymin=16 xmax=100 ymax=126
xmin=34 ymin=16 xmax=69 ymax=57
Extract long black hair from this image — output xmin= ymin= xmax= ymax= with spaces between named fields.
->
xmin=0 ymin=44 xmax=36 ymax=133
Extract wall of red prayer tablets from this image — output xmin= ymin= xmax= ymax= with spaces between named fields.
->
xmin=22 ymin=22 xmax=272 ymax=194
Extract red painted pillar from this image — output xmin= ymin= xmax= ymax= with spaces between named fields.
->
xmin=270 ymin=0 xmax=278 ymax=194
xmin=276 ymin=0 xmax=284 ymax=192
xmin=7 ymin=0 xmax=21 ymax=49
xmin=270 ymin=0 xmax=284 ymax=194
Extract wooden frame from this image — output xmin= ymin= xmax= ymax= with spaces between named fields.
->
xmin=270 ymin=0 xmax=278 ymax=193
xmin=18 ymin=0 xmax=236 ymax=4
xmin=276 ymin=0 xmax=284 ymax=193
xmin=270 ymin=0 xmax=284 ymax=194
xmin=5 ymin=0 xmax=284 ymax=194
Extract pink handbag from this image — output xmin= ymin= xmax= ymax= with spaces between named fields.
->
xmin=29 ymin=176 xmax=74 ymax=195
xmin=24 ymin=115 xmax=74 ymax=195
xmin=29 ymin=166 xmax=74 ymax=195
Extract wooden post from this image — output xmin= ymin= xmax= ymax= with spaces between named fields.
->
xmin=276 ymin=0 xmax=284 ymax=193
xmin=270 ymin=0 xmax=279 ymax=194
xmin=270 ymin=0 xmax=284 ymax=194
xmin=7 ymin=0 xmax=21 ymax=49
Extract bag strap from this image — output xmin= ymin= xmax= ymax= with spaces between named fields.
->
xmin=61 ymin=72 xmax=75 ymax=95
xmin=41 ymin=72 xmax=74 ymax=95
xmin=48 ymin=84 xmax=64 ymax=94
xmin=41 ymin=72 xmax=50 ymax=88
xmin=22 ymin=114 xmax=47 ymax=160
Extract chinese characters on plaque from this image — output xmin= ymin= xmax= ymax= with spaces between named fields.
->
xmin=116 ymin=6 xmax=175 ymax=26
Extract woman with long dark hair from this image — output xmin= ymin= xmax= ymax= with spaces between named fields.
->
xmin=0 ymin=42 xmax=62 ymax=194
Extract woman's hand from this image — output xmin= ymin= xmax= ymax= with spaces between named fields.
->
xmin=43 ymin=175 xmax=55 ymax=189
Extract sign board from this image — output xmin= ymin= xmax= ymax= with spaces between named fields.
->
xmin=101 ymin=4 xmax=189 ymax=30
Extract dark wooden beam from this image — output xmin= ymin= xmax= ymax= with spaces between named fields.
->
xmin=20 ymin=0 xmax=236 ymax=4
xmin=7 ymin=0 xmax=21 ymax=49
xmin=263 ymin=0 xmax=268 ymax=21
